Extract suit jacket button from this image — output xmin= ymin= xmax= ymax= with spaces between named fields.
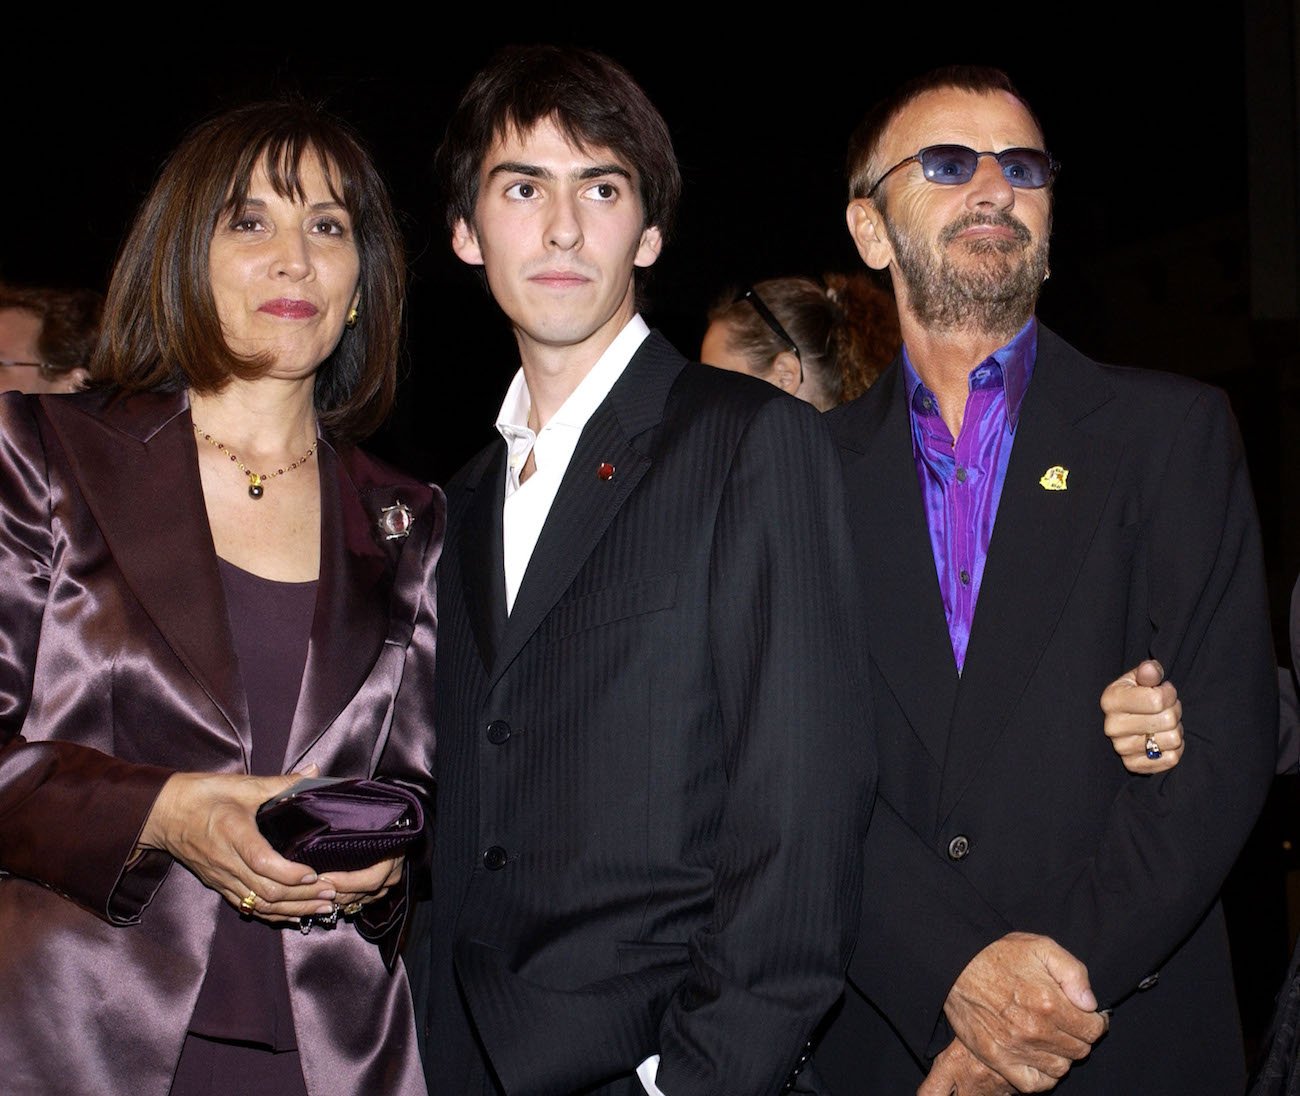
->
xmin=947 ymin=834 xmax=971 ymax=860
xmin=483 ymin=846 xmax=508 ymax=870
xmin=1137 ymin=972 xmax=1160 ymax=990
xmin=486 ymin=719 xmax=511 ymax=744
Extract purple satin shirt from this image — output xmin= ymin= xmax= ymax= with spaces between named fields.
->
xmin=904 ymin=318 xmax=1037 ymax=672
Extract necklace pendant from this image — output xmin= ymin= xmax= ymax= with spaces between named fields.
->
xmin=248 ymin=473 xmax=264 ymax=500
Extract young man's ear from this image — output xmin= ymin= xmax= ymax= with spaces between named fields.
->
xmin=633 ymin=225 xmax=663 ymax=270
xmin=451 ymin=218 xmax=484 ymax=266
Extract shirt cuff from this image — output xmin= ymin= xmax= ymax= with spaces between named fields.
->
xmin=636 ymin=1054 xmax=666 ymax=1095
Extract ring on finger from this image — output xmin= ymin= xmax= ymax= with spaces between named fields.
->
xmin=239 ymin=890 xmax=258 ymax=912
xmin=1144 ymin=733 xmax=1162 ymax=760
xmin=342 ymin=900 xmax=365 ymax=917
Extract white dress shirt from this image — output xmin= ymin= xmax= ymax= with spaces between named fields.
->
xmin=496 ymin=314 xmax=650 ymax=614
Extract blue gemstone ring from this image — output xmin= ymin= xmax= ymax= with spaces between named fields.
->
xmin=1144 ymin=734 xmax=1162 ymax=760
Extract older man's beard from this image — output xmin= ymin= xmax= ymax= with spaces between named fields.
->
xmin=884 ymin=210 xmax=1050 ymax=339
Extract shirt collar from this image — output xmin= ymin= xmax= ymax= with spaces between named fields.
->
xmin=902 ymin=316 xmax=1037 ymax=429
xmin=495 ymin=313 xmax=651 ymax=442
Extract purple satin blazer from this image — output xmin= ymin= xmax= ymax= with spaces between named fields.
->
xmin=0 ymin=387 xmax=442 ymax=1096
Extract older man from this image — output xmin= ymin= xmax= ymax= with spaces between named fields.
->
xmin=812 ymin=65 xmax=1278 ymax=1094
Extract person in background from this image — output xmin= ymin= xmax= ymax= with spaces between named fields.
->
xmin=814 ymin=62 xmax=1277 ymax=1094
xmin=0 ymin=97 xmax=441 ymax=1096
xmin=0 ymin=281 xmax=102 ymax=393
xmin=700 ymin=271 xmax=900 ymax=410
xmin=412 ymin=42 xmax=872 ymax=1096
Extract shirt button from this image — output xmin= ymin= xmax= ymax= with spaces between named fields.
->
xmin=959 ymin=569 xmax=971 ymax=585
xmin=483 ymin=846 xmax=508 ymax=871
xmin=486 ymin=719 xmax=511 ymax=745
xmin=947 ymin=835 xmax=971 ymax=860
xmin=955 ymin=467 xmax=967 ymax=483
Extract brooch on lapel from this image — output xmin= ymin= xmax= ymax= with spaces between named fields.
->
xmin=1038 ymin=466 xmax=1069 ymax=491
xmin=378 ymin=500 xmax=415 ymax=540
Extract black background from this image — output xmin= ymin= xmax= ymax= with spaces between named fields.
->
xmin=9 ymin=12 xmax=1300 ymax=1061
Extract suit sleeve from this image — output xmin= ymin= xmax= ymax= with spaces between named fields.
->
xmin=0 ymin=394 xmax=174 ymax=922
xmin=1279 ymin=576 xmax=1300 ymax=776
xmin=1014 ymin=385 xmax=1278 ymax=1007
xmin=654 ymin=397 xmax=877 ymax=1096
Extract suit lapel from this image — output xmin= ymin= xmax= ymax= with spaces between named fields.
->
xmin=43 ymin=390 xmax=250 ymax=748
xmin=283 ymin=442 xmax=400 ymax=768
xmin=938 ymin=329 xmax=1120 ymax=819
xmin=836 ymin=365 xmax=959 ymax=764
xmin=488 ymin=331 xmax=681 ymax=690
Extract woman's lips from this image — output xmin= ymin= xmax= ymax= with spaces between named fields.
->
xmin=258 ymin=298 xmax=319 ymax=318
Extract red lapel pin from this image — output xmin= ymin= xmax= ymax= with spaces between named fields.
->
xmin=597 ymin=462 xmax=615 ymax=481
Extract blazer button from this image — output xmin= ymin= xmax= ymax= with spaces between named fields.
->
xmin=483 ymin=846 xmax=508 ymax=870
xmin=1137 ymin=972 xmax=1160 ymax=990
xmin=486 ymin=719 xmax=511 ymax=744
xmin=947 ymin=834 xmax=971 ymax=861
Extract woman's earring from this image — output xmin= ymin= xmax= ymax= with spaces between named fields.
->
xmin=346 ymin=305 xmax=359 ymax=329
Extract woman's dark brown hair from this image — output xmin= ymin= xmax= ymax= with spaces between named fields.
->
xmin=93 ymin=96 xmax=405 ymax=444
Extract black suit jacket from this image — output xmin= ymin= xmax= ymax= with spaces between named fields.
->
xmin=813 ymin=324 xmax=1278 ymax=1094
xmin=418 ymin=331 xmax=875 ymax=1096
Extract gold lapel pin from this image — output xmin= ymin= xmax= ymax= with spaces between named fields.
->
xmin=1039 ymin=466 xmax=1069 ymax=491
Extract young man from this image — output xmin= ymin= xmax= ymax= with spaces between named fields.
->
xmin=813 ymin=65 xmax=1278 ymax=1094
xmin=414 ymin=44 xmax=874 ymax=1096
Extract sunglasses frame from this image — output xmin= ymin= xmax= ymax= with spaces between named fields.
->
xmin=867 ymin=144 xmax=1060 ymax=199
xmin=735 ymin=288 xmax=803 ymax=388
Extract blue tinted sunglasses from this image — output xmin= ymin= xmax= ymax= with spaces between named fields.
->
xmin=867 ymin=144 xmax=1059 ymax=199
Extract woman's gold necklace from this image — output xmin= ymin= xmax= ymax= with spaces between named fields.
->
xmin=192 ymin=422 xmax=318 ymax=500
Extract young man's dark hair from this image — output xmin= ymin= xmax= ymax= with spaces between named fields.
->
xmin=435 ymin=42 xmax=682 ymax=240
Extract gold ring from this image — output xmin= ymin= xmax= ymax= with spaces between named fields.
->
xmin=240 ymin=890 xmax=258 ymax=912
xmin=342 ymin=900 xmax=364 ymax=916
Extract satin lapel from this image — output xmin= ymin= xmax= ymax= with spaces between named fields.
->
xmin=490 ymin=332 xmax=680 ymax=690
xmin=283 ymin=443 xmax=406 ymax=768
xmin=938 ymin=335 xmax=1119 ymax=820
xmin=456 ymin=445 xmax=508 ymax=675
xmin=836 ymin=367 xmax=959 ymax=764
xmin=42 ymin=390 xmax=249 ymax=746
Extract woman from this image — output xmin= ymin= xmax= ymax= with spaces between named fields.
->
xmin=0 ymin=98 xmax=441 ymax=1095
xmin=699 ymin=271 xmax=901 ymax=410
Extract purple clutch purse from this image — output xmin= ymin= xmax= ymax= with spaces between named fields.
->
xmin=256 ymin=776 xmax=424 ymax=873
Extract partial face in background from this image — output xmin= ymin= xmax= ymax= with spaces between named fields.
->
xmin=208 ymin=149 xmax=361 ymax=380
xmin=452 ymin=115 xmax=662 ymax=361
xmin=0 ymin=307 xmax=80 ymax=394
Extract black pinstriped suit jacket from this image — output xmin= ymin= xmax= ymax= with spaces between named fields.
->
xmin=416 ymin=330 xmax=875 ymax=1096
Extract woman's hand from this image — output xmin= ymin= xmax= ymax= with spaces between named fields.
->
xmin=1100 ymin=659 xmax=1184 ymax=773
xmin=137 ymin=767 xmax=339 ymax=922
xmin=323 ymin=856 xmax=405 ymax=918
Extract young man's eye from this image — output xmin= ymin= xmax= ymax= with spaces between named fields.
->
xmin=506 ymin=182 xmax=537 ymax=199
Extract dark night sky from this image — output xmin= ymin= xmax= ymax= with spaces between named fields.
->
xmin=7 ymin=18 xmax=1254 ymax=485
